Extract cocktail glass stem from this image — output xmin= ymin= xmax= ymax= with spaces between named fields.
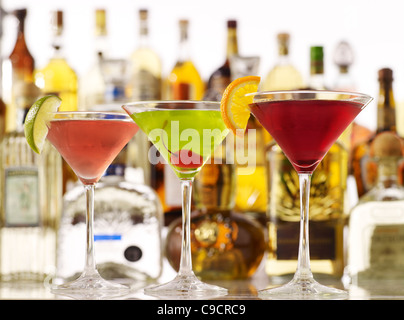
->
xmin=179 ymin=179 xmax=194 ymax=277
xmin=51 ymin=182 xmax=129 ymax=296
xmin=83 ymin=184 xmax=98 ymax=276
xmin=144 ymin=178 xmax=227 ymax=298
xmin=296 ymin=173 xmax=313 ymax=280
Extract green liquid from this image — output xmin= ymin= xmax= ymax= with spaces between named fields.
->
xmin=131 ymin=109 xmax=229 ymax=179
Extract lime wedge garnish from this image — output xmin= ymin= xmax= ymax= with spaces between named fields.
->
xmin=24 ymin=95 xmax=61 ymax=154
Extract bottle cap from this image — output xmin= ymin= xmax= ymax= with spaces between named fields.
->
xmin=378 ymin=68 xmax=393 ymax=82
xmin=333 ymin=40 xmax=354 ymax=68
xmin=310 ymin=46 xmax=323 ymax=62
xmin=179 ymin=19 xmax=189 ymax=26
xmin=227 ymin=20 xmax=237 ymax=28
xmin=13 ymin=8 xmax=27 ymax=21
xmin=310 ymin=46 xmax=324 ymax=74
xmin=95 ymin=9 xmax=106 ymax=36
xmin=139 ymin=8 xmax=148 ymax=20
xmin=277 ymin=32 xmax=290 ymax=42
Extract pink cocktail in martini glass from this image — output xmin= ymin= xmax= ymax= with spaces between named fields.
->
xmin=46 ymin=111 xmax=138 ymax=297
xmin=249 ymin=90 xmax=372 ymax=299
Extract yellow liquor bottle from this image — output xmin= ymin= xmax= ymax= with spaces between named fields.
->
xmin=261 ymin=33 xmax=304 ymax=91
xmin=351 ymin=68 xmax=400 ymax=197
xmin=34 ymin=10 xmax=78 ymax=193
xmin=165 ymin=20 xmax=204 ymax=100
xmin=34 ymin=10 xmax=78 ymax=112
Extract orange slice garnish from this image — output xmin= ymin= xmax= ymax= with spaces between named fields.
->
xmin=220 ymin=76 xmax=260 ymax=137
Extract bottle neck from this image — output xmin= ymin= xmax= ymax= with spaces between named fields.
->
xmin=278 ymin=39 xmax=289 ymax=60
xmin=178 ymin=23 xmax=190 ymax=62
xmin=309 ymin=58 xmax=325 ymax=89
xmin=377 ymin=80 xmax=396 ymax=133
xmin=226 ymin=27 xmax=238 ymax=60
xmin=376 ymin=158 xmax=399 ymax=189
xmin=138 ymin=18 xmax=149 ymax=47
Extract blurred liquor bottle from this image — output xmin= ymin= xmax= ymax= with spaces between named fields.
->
xmin=0 ymin=80 xmax=62 ymax=282
xmin=265 ymin=45 xmax=349 ymax=279
xmin=3 ymin=8 xmax=35 ymax=133
xmin=127 ymin=9 xmax=162 ymax=101
xmin=261 ymin=32 xmax=304 ymax=91
xmin=79 ymin=8 xmax=108 ymax=110
xmin=351 ymin=68 xmax=401 ymax=197
xmin=34 ymin=10 xmax=79 ymax=193
xmin=0 ymin=5 xmax=6 ymax=139
xmin=159 ymin=19 xmax=205 ymax=223
xmin=333 ymin=40 xmax=355 ymax=91
xmin=126 ymin=8 xmax=162 ymax=191
xmin=164 ymin=19 xmax=204 ymax=100
xmin=332 ymin=40 xmax=373 ymax=204
xmin=34 ymin=10 xmax=78 ymax=111
xmin=165 ymin=146 xmax=266 ymax=280
xmin=347 ymin=132 xmax=404 ymax=283
xmin=203 ymin=19 xmax=238 ymax=101
xmin=307 ymin=46 xmax=327 ymax=89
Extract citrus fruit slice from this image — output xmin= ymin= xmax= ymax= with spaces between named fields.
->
xmin=24 ymin=95 xmax=61 ymax=154
xmin=220 ymin=76 xmax=260 ymax=136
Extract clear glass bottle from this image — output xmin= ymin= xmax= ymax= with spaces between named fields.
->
xmin=164 ymin=19 xmax=204 ymax=100
xmin=351 ymin=68 xmax=400 ymax=197
xmin=80 ymin=8 xmax=107 ymax=110
xmin=347 ymin=131 xmax=404 ymax=283
xmin=204 ymin=20 xmax=238 ymax=101
xmin=333 ymin=40 xmax=355 ymax=91
xmin=127 ymin=8 xmax=162 ymax=192
xmin=127 ymin=9 xmax=162 ymax=101
xmin=261 ymin=33 xmax=304 ymax=91
xmin=0 ymin=81 xmax=63 ymax=282
xmin=34 ymin=10 xmax=78 ymax=112
xmin=165 ymin=147 xmax=266 ymax=280
xmin=56 ymin=148 xmax=163 ymax=284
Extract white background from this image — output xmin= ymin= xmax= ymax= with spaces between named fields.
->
xmin=2 ymin=0 xmax=404 ymax=131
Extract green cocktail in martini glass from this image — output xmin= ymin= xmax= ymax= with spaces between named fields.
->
xmin=123 ymin=101 xmax=229 ymax=299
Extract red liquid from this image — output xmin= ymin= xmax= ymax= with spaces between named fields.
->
xmin=250 ymin=99 xmax=362 ymax=173
xmin=47 ymin=119 xmax=138 ymax=185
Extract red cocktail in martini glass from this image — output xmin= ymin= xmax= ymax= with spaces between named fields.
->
xmin=249 ymin=91 xmax=372 ymax=299
xmin=46 ymin=111 xmax=138 ymax=297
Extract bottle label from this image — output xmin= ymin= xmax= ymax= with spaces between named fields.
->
xmin=369 ymin=224 xmax=404 ymax=272
xmin=4 ymin=167 xmax=40 ymax=227
xmin=275 ymin=220 xmax=336 ymax=260
xmin=131 ymin=70 xmax=161 ymax=100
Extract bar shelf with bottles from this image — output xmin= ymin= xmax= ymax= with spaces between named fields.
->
xmin=1 ymin=5 xmax=404 ymax=300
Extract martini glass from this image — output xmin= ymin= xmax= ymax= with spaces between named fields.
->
xmin=46 ymin=111 xmax=138 ymax=297
xmin=123 ymin=101 xmax=229 ymax=299
xmin=249 ymin=90 xmax=372 ymax=299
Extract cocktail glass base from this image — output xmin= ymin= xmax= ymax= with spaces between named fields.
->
xmin=144 ymin=272 xmax=228 ymax=299
xmin=258 ymin=274 xmax=348 ymax=300
xmin=51 ymin=271 xmax=129 ymax=299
